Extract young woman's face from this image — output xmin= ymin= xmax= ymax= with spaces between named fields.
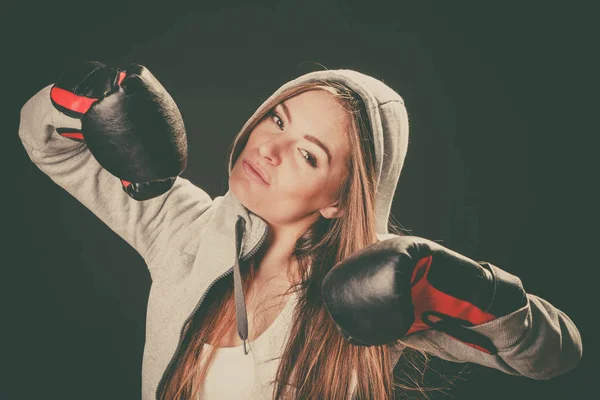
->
xmin=230 ymin=89 xmax=351 ymax=228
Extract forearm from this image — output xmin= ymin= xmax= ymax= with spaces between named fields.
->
xmin=405 ymin=265 xmax=583 ymax=379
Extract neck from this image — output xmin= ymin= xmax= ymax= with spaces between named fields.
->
xmin=252 ymin=221 xmax=305 ymax=284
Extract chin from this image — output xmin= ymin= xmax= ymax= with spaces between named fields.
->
xmin=230 ymin=176 xmax=260 ymax=213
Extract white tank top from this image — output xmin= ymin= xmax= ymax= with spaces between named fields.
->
xmin=197 ymin=290 xmax=357 ymax=399
xmin=197 ymin=290 xmax=298 ymax=399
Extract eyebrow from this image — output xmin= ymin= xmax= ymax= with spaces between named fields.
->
xmin=279 ymin=102 xmax=332 ymax=166
xmin=280 ymin=101 xmax=293 ymax=125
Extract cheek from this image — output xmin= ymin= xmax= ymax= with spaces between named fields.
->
xmin=279 ymin=175 xmax=327 ymax=203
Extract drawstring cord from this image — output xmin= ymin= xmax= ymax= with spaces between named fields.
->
xmin=233 ymin=217 xmax=250 ymax=355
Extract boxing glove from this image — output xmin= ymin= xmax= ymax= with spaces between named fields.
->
xmin=321 ymin=236 xmax=527 ymax=354
xmin=50 ymin=60 xmax=187 ymax=200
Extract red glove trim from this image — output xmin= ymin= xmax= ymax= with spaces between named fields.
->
xmin=117 ymin=71 xmax=126 ymax=86
xmin=50 ymin=86 xmax=97 ymax=115
xmin=407 ymin=255 xmax=496 ymax=334
xmin=55 ymin=128 xmax=84 ymax=142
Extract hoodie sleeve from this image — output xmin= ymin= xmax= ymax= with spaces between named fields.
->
xmin=375 ymin=233 xmax=582 ymax=379
xmin=18 ymin=84 xmax=213 ymax=280
xmin=402 ymin=282 xmax=582 ymax=379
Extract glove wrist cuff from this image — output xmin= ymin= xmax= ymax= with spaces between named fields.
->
xmin=479 ymin=262 xmax=527 ymax=317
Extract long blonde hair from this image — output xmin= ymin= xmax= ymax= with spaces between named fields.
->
xmin=159 ymin=81 xmax=436 ymax=399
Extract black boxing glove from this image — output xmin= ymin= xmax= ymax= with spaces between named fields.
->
xmin=321 ymin=236 xmax=527 ymax=355
xmin=50 ymin=61 xmax=187 ymax=200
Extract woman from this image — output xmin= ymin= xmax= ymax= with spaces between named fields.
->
xmin=18 ymin=62 xmax=582 ymax=399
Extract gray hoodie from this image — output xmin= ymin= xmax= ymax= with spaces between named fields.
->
xmin=18 ymin=69 xmax=582 ymax=400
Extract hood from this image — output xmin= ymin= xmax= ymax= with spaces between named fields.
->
xmin=228 ymin=69 xmax=410 ymax=235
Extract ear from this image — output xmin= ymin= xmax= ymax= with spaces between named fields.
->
xmin=319 ymin=202 xmax=345 ymax=219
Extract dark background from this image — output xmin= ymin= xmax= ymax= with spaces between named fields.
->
xmin=3 ymin=1 xmax=595 ymax=399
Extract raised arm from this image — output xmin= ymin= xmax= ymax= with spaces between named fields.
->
xmin=403 ymin=291 xmax=582 ymax=379
xmin=18 ymin=62 xmax=213 ymax=280
xmin=321 ymin=234 xmax=582 ymax=379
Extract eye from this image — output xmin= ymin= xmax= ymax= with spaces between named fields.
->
xmin=267 ymin=110 xmax=285 ymax=130
xmin=267 ymin=110 xmax=318 ymax=168
xmin=299 ymin=149 xmax=318 ymax=168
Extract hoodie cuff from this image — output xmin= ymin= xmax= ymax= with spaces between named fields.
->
xmin=465 ymin=293 xmax=532 ymax=352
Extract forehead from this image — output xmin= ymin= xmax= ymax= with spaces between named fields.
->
xmin=283 ymin=89 xmax=350 ymax=161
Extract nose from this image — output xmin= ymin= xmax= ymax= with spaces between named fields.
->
xmin=258 ymin=138 xmax=283 ymax=165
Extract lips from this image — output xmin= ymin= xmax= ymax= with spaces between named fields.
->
xmin=243 ymin=159 xmax=270 ymax=184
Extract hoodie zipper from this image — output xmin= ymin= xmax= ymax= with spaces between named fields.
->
xmin=155 ymin=216 xmax=269 ymax=400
